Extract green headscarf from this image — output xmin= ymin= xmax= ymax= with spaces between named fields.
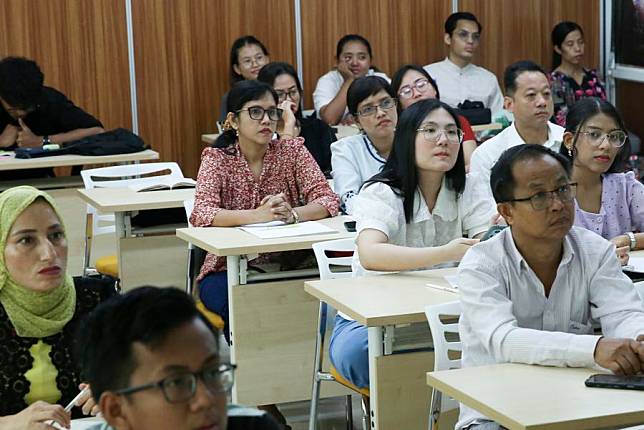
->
xmin=0 ymin=186 xmax=75 ymax=338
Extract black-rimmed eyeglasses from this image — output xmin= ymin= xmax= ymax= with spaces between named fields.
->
xmin=503 ymin=183 xmax=577 ymax=211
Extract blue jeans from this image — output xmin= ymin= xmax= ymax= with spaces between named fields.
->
xmin=329 ymin=315 xmax=369 ymax=389
xmin=198 ymin=271 xmax=230 ymax=343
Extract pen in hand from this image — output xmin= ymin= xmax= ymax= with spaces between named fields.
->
xmin=47 ymin=386 xmax=90 ymax=428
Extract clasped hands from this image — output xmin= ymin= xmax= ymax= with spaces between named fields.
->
xmin=257 ymin=193 xmax=297 ymax=224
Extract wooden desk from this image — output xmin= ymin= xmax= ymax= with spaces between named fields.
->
xmin=0 ymin=149 xmax=159 ymax=171
xmin=175 ymin=216 xmax=355 ymax=406
xmin=427 ymin=363 xmax=644 ymax=430
xmin=305 ymin=268 xmax=458 ymax=430
xmin=78 ymin=187 xmax=194 ymax=290
xmin=471 ymin=122 xmax=502 ymax=133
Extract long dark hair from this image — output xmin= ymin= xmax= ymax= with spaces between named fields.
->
xmin=364 ymin=99 xmax=465 ymax=223
xmin=390 ymin=64 xmax=440 ymax=112
xmin=559 ymin=97 xmax=630 ymax=173
xmin=214 ymin=80 xmax=278 ymax=150
xmin=257 ymin=61 xmax=303 ymax=119
xmin=230 ymin=35 xmax=269 ymax=84
xmin=551 ymin=21 xmax=583 ymax=70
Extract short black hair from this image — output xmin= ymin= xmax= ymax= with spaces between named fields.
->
xmin=503 ymin=60 xmax=548 ymax=96
xmin=229 ymin=35 xmax=269 ymax=84
xmin=78 ymin=286 xmax=217 ymax=402
xmin=336 ymin=34 xmax=373 ymax=59
xmin=346 ymin=76 xmax=395 ymax=116
xmin=445 ymin=12 xmax=482 ymax=36
xmin=0 ymin=56 xmax=44 ymax=109
xmin=491 ymin=144 xmax=571 ymax=203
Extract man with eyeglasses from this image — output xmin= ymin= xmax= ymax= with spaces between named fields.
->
xmin=456 ymin=144 xmax=644 ymax=430
xmin=79 ymin=287 xmax=280 ymax=430
xmin=470 ymin=60 xmax=565 ymax=198
xmin=0 ymin=57 xmax=104 ymax=179
xmin=424 ymin=12 xmax=504 ymax=115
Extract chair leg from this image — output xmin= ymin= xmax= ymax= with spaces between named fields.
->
xmin=361 ymin=395 xmax=369 ymax=430
xmin=428 ymin=389 xmax=442 ymax=430
xmin=345 ymin=394 xmax=353 ymax=430
xmin=185 ymin=246 xmax=194 ymax=295
xmin=308 ymin=302 xmax=327 ymax=430
xmin=83 ymin=213 xmax=93 ymax=276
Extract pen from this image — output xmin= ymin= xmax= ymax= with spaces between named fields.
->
xmin=426 ymin=283 xmax=458 ymax=293
xmin=47 ymin=386 xmax=90 ymax=428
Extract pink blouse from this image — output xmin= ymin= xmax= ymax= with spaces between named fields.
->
xmin=190 ymin=137 xmax=339 ymax=279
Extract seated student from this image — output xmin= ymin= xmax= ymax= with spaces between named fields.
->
xmin=313 ymin=34 xmax=390 ymax=125
xmin=470 ymin=60 xmax=565 ymax=193
xmin=424 ymin=12 xmax=503 ymax=114
xmin=560 ymin=98 xmax=643 ymax=264
xmin=0 ymin=57 xmax=104 ymax=179
xmin=78 ymin=286 xmax=281 ymax=430
xmin=458 ymin=144 xmax=644 ymax=430
xmin=0 ymin=186 xmax=113 ymax=429
xmin=191 ymin=80 xmax=339 ymax=343
xmin=550 ymin=21 xmax=606 ymax=127
xmin=329 ymin=99 xmax=495 ymax=390
xmin=218 ymin=36 xmax=270 ymax=123
xmin=391 ymin=64 xmax=478 ymax=171
xmin=257 ymin=62 xmax=336 ymax=175
xmin=331 ymin=76 xmax=396 ymax=214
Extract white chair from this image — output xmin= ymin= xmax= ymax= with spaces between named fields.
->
xmin=424 ymin=301 xmax=462 ymax=430
xmin=80 ymin=162 xmax=185 ymax=277
xmin=309 ymin=238 xmax=365 ymax=430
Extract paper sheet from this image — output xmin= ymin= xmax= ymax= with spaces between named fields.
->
xmin=624 ymin=257 xmax=644 ymax=273
xmin=239 ymin=221 xmax=336 ymax=239
xmin=426 ymin=274 xmax=459 ymax=293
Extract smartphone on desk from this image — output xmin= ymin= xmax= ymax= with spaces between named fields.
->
xmin=480 ymin=225 xmax=507 ymax=241
xmin=343 ymin=221 xmax=356 ymax=232
xmin=585 ymin=374 xmax=644 ymax=390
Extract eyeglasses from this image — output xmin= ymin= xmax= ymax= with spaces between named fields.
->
xmin=356 ymin=97 xmax=396 ymax=117
xmin=506 ymin=183 xmax=577 ymax=211
xmin=416 ymin=126 xmax=463 ymax=144
xmin=454 ymin=30 xmax=481 ymax=43
xmin=239 ymin=54 xmax=268 ymax=69
xmin=398 ymin=79 xmax=431 ymax=100
xmin=237 ymin=106 xmax=283 ymax=121
xmin=275 ymin=88 xmax=300 ymax=102
xmin=114 ymin=363 xmax=236 ymax=404
xmin=577 ymin=129 xmax=627 ymax=148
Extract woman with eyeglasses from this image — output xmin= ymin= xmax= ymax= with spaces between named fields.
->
xmin=257 ymin=62 xmax=336 ymax=175
xmin=550 ymin=22 xmax=606 ymax=127
xmin=313 ymin=34 xmax=390 ymax=125
xmin=192 ymin=80 xmax=338 ymax=342
xmin=560 ymin=98 xmax=643 ymax=264
xmin=330 ymin=76 xmax=397 ymax=214
xmin=329 ymin=99 xmax=495 ymax=391
xmin=218 ymin=36 xmax=270 ymax=122
xmin=391 ymin=64 xmax=478 ymax=171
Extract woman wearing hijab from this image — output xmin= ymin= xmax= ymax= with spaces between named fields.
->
xmin=0 ymin=186 xmax=114 ymax=429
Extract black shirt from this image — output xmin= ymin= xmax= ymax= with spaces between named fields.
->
xmin=299 ymin=115 xmax=336 ymax=177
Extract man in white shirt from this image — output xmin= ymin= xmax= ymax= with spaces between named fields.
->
xmin=457 ymin=144 xmax=644 ymax=430
xmin=470 ymin=60 xmax=565 ymax=194
xmin=424 ymin=12 xmax=503 ymax=114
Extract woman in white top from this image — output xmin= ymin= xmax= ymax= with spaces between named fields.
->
xmin=331 ymin=76 xmax=397 ymax=214
xmin=313 ymin=34 xmax=390 ymax=125
xmin=329 ymin=99 xmax=495 ymax=389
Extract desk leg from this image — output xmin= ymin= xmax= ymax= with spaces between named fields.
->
xmin=115 ymin=212 xmax=127 ymax=283
xmin=226 ymin=255 xmax=241 ymax=403
xmin=368 ymin=326 xmax=384 ymax=430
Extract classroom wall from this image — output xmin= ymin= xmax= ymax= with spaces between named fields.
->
xmin=0 ymin=0 xmax=602 ymax=178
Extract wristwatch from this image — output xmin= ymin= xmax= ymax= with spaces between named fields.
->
xmin=627 ymin=231 xmax=637 ymax=250
xmin=290 ymin=208 xmax=300 ymax=224
xmin=41 ymin=135 xmax=50 ymax=146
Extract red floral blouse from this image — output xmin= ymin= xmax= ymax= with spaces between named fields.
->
xmin=190 ymin=137 xmax=340 ymax=279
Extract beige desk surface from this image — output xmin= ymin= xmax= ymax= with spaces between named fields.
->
xmin=77 ymin=187 xmax=194 ymax=212
xmin=176 ymin=215 xmax=354 ymax=257
xmin=201 ymin=124 xmax=360 ymax=144
xmin=471 ymin=122 xmax=502 ymax=133
xmin=0 ymin=149 xmax=159 ymax=171
xmin=427 ymin=363 xmax=644 ymax=430
xmin=305 ymin=268 xmax=458 ymax=326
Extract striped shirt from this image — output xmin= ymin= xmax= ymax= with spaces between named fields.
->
xmin=457 ymin=226 xmax=644 ymax=429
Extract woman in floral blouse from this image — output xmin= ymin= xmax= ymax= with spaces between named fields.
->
xmin=190 ymin=80 xmax=339 ymax=343
xmin=550 ymin=21 xmax=606 ymax=127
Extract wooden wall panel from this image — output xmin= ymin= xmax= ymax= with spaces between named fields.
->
xmin=132 ymin=0 xmax=296 ymax=178
xmin=459 ymin=0 xmax=600 ymax=92
xmin=616 ymin=80 xmax=644 ymax=153
xmin=300 ymin=0 xmax=452 ymax=109
xmin=0 ymin=0 xmax=132 ymax=131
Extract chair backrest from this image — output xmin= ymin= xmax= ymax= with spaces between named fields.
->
xmin=184 ymin=198 xmax=195 ymax=228
xmin=312 ymin=238 xmax=355 ymax=281
xmin=425 ymin=301 xmax=462 ymax=415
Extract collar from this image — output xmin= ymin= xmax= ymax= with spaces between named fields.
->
xmin=509 ymin=121 xmax=562 ymax=149
xmin=443 ymin=57 xmax=474 ymax=73
xmin=504 ymin=228 xmax=575 ymax=273
xmin=412 ymin=177 xmax=458 ymax=223
xmin=362 ymin=135 xmax=387 ymax=164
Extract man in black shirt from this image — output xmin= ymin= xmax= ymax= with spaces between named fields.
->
xmin=0 ymin=56 xmax=104 ymax=178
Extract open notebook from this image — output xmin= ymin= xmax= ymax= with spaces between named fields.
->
xmin=128 ymin=177 xmax=196 ymax=192
xmin=239 ymin=220 xmax=336 ymax=239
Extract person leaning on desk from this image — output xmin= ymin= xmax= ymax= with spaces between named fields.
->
xmin=0 ymin=56 xmax=104 ymax=180
xmin=0 ymin=186 xmax=114 ymax=429
xmin=457 ymin=144 xmax=644 ymax=430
